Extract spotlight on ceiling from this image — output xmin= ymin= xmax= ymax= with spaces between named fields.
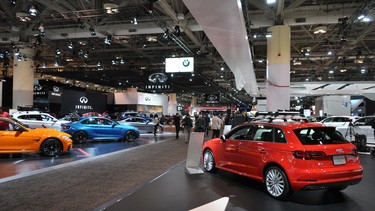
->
xmin=39 ymin=23 xmax=45 ymax=37
xmin=89 ymin=27 xmax=96 ymax=36
xmin=174 ymin=25 xmax=180 ymax=36
xmin=131 ymin=17 xmax=138 ymax=25
xmin=104 ymin=35 xmax=112 ymax=45
xmin=104 ymin=2 xmax=119 ymax=14
xmin=10 ymin=0 xmax=16 ymax=6
xmin=68 ymin=41 xmax=74 ymax=49
xmin=55 ymin=48 xmax=61 ymax=55
xmin=97 ymin=61 xmax=101 ymax=67
xmin=29 ymin=3 xmax=38 ymax=16
xmin=78 ymin=19 xmax=85 ymax=29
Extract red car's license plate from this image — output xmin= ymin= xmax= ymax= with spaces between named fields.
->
xmin=332 ymin=155 xmax=346 ymax=165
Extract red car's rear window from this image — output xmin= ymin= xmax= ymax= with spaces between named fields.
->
xmin=293 ymin=127 xmax=349 ymax=145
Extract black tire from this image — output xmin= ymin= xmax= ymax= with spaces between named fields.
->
xmin=40 ymin=138 xmax=62 ymax=157
xmin=124 ymin=130 xmax=137 ymax=142
xmin=73 ymin=131 xmax=88 ymax=144
xmin=203 ymin=149 xmax=217 ymax=173
xmin=264 ymin=166 xmax=292 ymax=200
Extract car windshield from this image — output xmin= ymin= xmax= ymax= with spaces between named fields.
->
xmin=294 ymin=127 xmax=348 ymax=145
xmin=11 ymin=118 xmax=31 ymax=129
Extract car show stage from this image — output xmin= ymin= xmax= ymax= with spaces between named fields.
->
xmin=99 ymin=153 xmax=375 ymax=211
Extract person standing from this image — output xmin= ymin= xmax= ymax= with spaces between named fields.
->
xmin=195 ymin=114 xmax=206 ymax=132
xmin=173 ymin=113 xmax=181 ymax=139
xmin=204 ymin=113 xmax=210 ymax=136
xmin=0 ymin=108 xmax=10 ymax=117
xmin=231 ymin=110 xmax=249 ymax=128
xmin=153 ymin=114 xmax=159 ymax=136
xmin=182 ymin=115 xmax=193 ymax=143
xmin=211 ymin=113 xmax=222 ymax=138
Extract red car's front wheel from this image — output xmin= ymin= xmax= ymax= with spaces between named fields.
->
xmin=203 ymin=149 xmax=217 ymax=173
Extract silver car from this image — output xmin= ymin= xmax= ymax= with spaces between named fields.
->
xmin=11 ymin=111 xmax=70 ymax=131
xmin=118 ymin=117 xmax=163 ymax=134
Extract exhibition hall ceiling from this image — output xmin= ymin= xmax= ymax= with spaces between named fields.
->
xmin=0 ymin=0 xmax=374 ymax=105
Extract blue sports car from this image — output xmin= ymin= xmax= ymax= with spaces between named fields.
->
xmin=61 ymin=117 xmax=140 ymax=144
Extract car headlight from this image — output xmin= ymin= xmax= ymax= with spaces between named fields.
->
xmin=62 ymin=136 xmax=72 ymax=141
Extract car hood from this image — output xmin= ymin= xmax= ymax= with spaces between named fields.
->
xmin=31 ymin=128 xmax=71 ymax=137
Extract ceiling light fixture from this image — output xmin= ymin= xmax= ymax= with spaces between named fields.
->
xmin=55 ymin=48 xmax=61 ymax=55
xmin=131 ymin=17 xmax=138 ymax=25
xmin=39 ymin=23 xmax=45 ymax=36
xmin=313 ymin=25 xmax=327 ymax=34
xmin=16 ymin=11 xmax=31 ymax=22
xmin=104 ymin=35 xmax=112 ymax=45
xmin=29 ymin=3 xmax=38 ymax=16
xmin=68 ymin=41 xmax=74 ymax=49
xmin=174 ymin=25 xmax=180 ymax=36
xmin=10 ymin=0 xmax=16 ymax=6
xmin=89 ymin=27 xmax=96 ymax=36
xmin=104 ymin=2 xmax=119 ymax=14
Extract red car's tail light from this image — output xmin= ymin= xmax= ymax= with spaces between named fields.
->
xmin=62 ymin=125 xmax=71 ymax=130
xmin=293 ymin=150 xmax=327 ymax=160
xmin=352 ymin=148 xmax=358 ymax=156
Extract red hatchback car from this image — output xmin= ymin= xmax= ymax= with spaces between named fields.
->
xmin=202 ymin=120 xmax=363 ymax=200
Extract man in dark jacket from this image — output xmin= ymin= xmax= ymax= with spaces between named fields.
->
xmin=173 ymin=113 xmax=181 ymax=139
xmin=195 ymin=114 xmax=206 ymax=132
xmin=231 ymin=110 xmax=249 ymax=128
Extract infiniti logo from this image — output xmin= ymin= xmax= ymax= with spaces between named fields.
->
xmin=34 ymin=84 xmax=43 ymax=91
xmin=79 ymin=96 xmax=89 ymax=104
xmin=53 ymin=86 xmax=60 ymax=92
xmin=207 ymin=94 xmax=218 ymax=101
xmin=148 ymin=73 xmax=168 ymax=84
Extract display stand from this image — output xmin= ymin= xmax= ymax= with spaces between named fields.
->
xmin=185 ymin=132 xmax=205 ymax=174
xmin=223 ymin=125 xmax=231 ymax=134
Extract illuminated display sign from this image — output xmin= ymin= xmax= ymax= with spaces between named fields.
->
xmin=165 ymin=57 xmax=194 ymax=73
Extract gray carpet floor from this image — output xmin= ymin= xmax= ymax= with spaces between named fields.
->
xmin=0 ymin=139 xmax=189 ymax=211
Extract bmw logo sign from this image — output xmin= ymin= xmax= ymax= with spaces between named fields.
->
xmin=182 ymin=59 xmax=190 ymax=67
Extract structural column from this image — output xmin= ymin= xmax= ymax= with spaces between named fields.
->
xmin=266 ymin=25 xmax=291 ymax=111
xmin=167 ymin=93 xmax=177 ymax=115
xmin=13 ymin=48 xmax=35 ymax=109
xmin=190 ymin=96 xmax=197 ymax=116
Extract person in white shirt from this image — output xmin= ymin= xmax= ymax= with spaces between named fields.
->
xmin=211 ymin=113 xmax=222 ymax=138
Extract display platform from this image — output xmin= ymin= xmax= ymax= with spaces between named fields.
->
xmin=0 ymin=132 xmax=176 ymax=181
xmin=98 ymin=153 xmax=375 ymax=211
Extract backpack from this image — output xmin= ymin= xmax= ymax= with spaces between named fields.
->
xmin=184 ymin=117 xmax=192 ymax=127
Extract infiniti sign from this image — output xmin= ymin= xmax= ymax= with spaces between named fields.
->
xmin=79 ymin=96 xmax=89 ymax=104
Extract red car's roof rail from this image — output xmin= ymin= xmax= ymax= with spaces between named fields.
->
xmin=254 ymin=111 xmax=307 ymax=123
